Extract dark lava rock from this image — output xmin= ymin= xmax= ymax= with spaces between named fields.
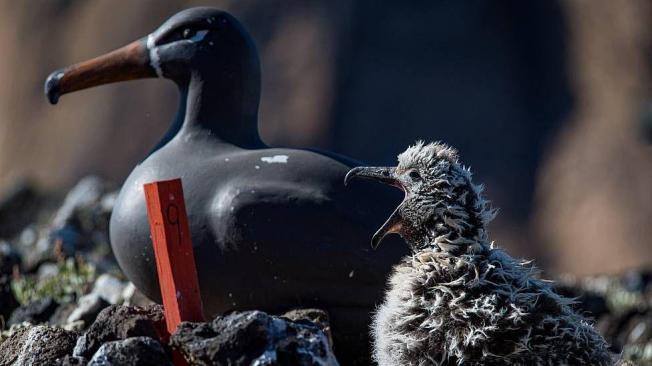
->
xmin=92 ymin=273 xmax=128 ymax=304
xmin=0 ymin=241 xmax=21 ymax=276
xmin=13 ymin=177 xmax=117 ymax=271
xmin=50 ymin=177 xmax=113 ymax=252
xmin=0 ymin=275 xmax=18 ymax=320
xmin=556 ymin=270 xmax=652 ymax=364
xmin=170 ymin=310 xmax=339 ymax=366
xmin=49 ymin=301 xmax=78 ymax=327
xmin=8 ymin=297 xmax=59 ymax=325
xmin=282 ymin=308 xmax=333 ymax=346
xmin=0 ymin=181 xmax=42 ymax=240
xmin=58 ymin=355 xmax=88 ymax=366
xmin=66 ymin=293 xmax=111 ymax=325
xmin=73 ymin=304 xmax=165 ymax=358
xmin=0 ymin=325 xmax=77 ymax=366
xmin=51 ymin=176 xmax=104 ymax=229
xmin=87 ymin=336 xmax=172 ymax=366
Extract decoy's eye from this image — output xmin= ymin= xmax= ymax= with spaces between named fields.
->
xmin=158 ymin=27 xmax=208 ymax=45
xmin=182 ymin=28 xmax=196 ymax=39
xmin=408 ymin=170 xmax=421 ymax=181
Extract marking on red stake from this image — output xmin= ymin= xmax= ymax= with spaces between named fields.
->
xmin=144 ymin=178 xmax=205 ymax=336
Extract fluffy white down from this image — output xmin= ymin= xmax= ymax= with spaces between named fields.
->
xmin=371 ymin=142 xmax=612 ymax=366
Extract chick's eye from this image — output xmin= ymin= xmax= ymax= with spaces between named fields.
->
xmin=408 ymin=170 xmax=421 ymax=180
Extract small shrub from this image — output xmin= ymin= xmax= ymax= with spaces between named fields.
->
xmin=11 ymin=257 xmax=95 ymax=305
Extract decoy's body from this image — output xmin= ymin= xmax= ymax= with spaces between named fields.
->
xmin=346 ymin=142 xmax=613 ymax=366
xmin=45 ymin=7 xmax=404 ymax=361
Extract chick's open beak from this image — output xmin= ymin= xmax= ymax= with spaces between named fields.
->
xmin=345 ymin=166 xmax=404 ymax=249
xmin=344 ymin=167 xmax=400 ymax=188
xmin=45 ymin=39 xmax=156 ymax=105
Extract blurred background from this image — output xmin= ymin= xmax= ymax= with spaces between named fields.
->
xmin=0 ymin=0 xmax=650 ymax=275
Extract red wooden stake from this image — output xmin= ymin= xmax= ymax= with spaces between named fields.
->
xmin=144 ymin=178 xmax=205 ymax=336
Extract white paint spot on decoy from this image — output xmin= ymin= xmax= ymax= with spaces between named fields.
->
xmin=255 ymin=165 xmax=260 ymax=169
xmin=349 ymin=270 xmax=355 ymax=278
xmin=147 ymin=34 xmax=163 ymax=78
xmin=224 ymin=158 xmax=230 ymax=162
xmin=261 ymin=155 xmax=289 ymax=164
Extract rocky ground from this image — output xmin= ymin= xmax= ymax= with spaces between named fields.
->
xmin=0 ymin=176 xmax=650 ymax=365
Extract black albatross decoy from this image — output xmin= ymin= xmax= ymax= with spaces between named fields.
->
xmin=44 ymin=7 xmax=404 ymax=362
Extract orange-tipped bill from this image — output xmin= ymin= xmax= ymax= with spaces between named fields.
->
xmin=45 ymin=39 xmax=155 ymax=104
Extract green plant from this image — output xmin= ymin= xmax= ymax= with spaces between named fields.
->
xmin=11 ymin=257 xmax=95 ymax=306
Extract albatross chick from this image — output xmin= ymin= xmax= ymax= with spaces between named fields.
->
xmin=345 ymin=141 xmax=612 ymax=366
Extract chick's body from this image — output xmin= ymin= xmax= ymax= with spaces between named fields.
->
xmin=374 ymin=249 xmax=611 ymax=365
xmin=358 ymin=142 xmax=612 ymax=366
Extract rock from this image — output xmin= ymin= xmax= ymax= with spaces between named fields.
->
xmin=46 ymin=176 xmax=114 ymax=261
xmin=49 ymin=225 xmax=82 ymax=257
xmin=556 ymin=270 xmax=652 ymax=365
xmin=0 ymin=241 xmax=20 ymax=276
xmin=170 ymin=310 xmax=339 ymax=366
xmin=73 ymin=304 xmax=164 ymax=358
xmin=87 ymin=337 xmax=172 ymax=366
xmin=52 ymin=176 xmax=104 ymax=229
xmin=0 ymin=243 xmax=20 ymax=319
xmin=0 ymin=180 xmax=42 ymax=240
xmin=19 ymin=228 xmax=57 ymax=271
xmin=100 ymin=191 xmax=118 ymax=214
xmin=66 ymin=293 xmax=110 ymax=325
xmin=58 ymin=355 xmax=88 ymax=366
xmin=121 ymin=282 xmax=154 ymax=307
xmin=8 ymin=297 xmax=59 ymax=325
xmin=0 ymin=325 xmax=77 ymax=366
xmin=282 ymin=308 xmax=333 ymax=346
xmin=93 ymin=273 xmax=128 ymax=304
xmin=49 ymin=301 xmax=78 ymax=327
xmin=0 ymin=275 xmax=18 ymax=320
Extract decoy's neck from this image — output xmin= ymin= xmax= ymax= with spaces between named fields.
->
xmin=174 ymin=71 xmax=263 ymax=149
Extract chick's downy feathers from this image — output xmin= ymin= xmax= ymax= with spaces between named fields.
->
xmin=371 ymin=141 xmax=613 ymax=366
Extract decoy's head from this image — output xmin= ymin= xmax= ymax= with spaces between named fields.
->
xmin=345 ymin=142 xmax=496 ymax=253
xmin=45 ymin=7 xmax=260 ymax=104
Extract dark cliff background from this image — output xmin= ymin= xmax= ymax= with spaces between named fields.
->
xmin=0 ymin=0 xmax=650 ymax=274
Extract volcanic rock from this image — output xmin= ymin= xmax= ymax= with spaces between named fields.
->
xmin=49 ymin=301 xmax=78 ymax=327
xmin=58 ymin=355 xmax=88 ymax=365
xmin=92 ymin=273 xmax=128 ymax=304
xmin=87 ymin=336 xmax=172 ymax=366
xmin=0 ymin=275 xmax=18 ymax=320
xmin=0 ymin=181 xmax=42 ymax=240
xmin=0 ymin=241 xmax=20 ymax=276
xmin=282 ymin=308 xmax=333 ymax=347
xmin=73 ymin=304 xmax=164 ymax=358
xmin=66 ymin=293 xmax=110 ymax=325
xmin=0 ymin=325 xmax=77 ymax=366
xmin=8 ymin=297 xmax=59 ymax=325
xmin=170 ymin=310 xmax=339 ymax=366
